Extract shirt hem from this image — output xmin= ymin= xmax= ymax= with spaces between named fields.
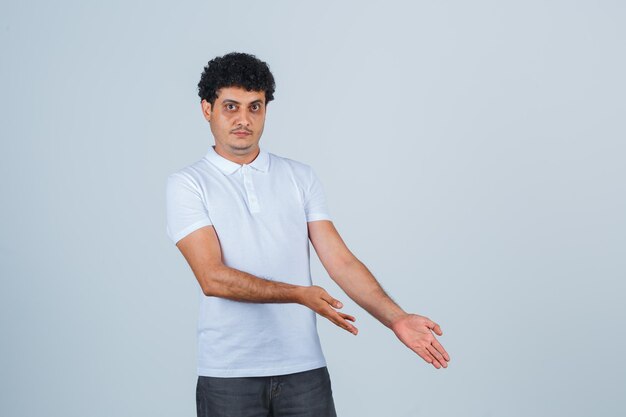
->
xmin=197 ymin=359 xmax=328 ymax=378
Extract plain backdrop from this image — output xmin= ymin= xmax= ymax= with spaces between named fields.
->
xmin=1 ymin=1 xmax=625 ymax=416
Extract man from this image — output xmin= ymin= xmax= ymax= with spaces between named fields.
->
xmin=166 ymin=52 xmax=450 ymax=417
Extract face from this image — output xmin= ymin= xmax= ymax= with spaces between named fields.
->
xmin=201 ymin=86 xmax=267 ymax=157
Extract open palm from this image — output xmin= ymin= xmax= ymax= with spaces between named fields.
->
xmin=390 ymin=313 xmax=450 ymax=369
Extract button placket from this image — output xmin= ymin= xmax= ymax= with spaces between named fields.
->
xmin=242 ymin=165 xmax=260 ymax=213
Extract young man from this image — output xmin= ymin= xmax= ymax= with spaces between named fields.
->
xmin=166 ymin=52 xmax=450 ymax=417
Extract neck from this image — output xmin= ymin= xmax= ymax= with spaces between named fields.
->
xmin=213 ymin=144 xmax=260 ymax=165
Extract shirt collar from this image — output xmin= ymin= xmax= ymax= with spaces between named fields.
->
xmin=204 ymin=145 xmax=269 ymax=175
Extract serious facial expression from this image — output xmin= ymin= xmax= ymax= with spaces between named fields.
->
xmin=201 ymin=86 xmax=267 ymax=155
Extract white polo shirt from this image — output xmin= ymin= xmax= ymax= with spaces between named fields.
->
xmin=165 ymin=144 xmax=333 ymax=377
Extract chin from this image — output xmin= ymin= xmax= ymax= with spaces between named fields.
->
xmin=229 ymin=142 xmax=256 ymax=152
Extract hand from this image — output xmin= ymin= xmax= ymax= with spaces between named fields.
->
xmin=390 ymin=313 xmax=450 ymax=369
xmin=298 ymin=285 xmax=358 ymax=335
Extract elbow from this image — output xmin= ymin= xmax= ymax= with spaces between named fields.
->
xmin=201 ymin=279 xmax=221 ymax=297
xmin=199 ymin=265 xmax=225 ymax=297
xmin=201 ymin=283 xmax=213 ymax=297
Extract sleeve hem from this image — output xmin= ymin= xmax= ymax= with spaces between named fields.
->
xmin=306 ymin=213 xmax=332 ymax=222
xmin=169 ymin=219 xmax=213 ymax=245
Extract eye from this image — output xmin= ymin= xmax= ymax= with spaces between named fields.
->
xmin=250 ymin=103 xmax=261 ymax=112
xmin=225 ymin=103 xmax=237 ymax=111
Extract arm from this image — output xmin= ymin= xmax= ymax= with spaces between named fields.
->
xmin=308 ymin=220 xmax=451 ymax=368
xmin=175 ymin=224 xmax=357 ymax=334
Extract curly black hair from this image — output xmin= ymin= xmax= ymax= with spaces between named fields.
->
xmin=197 ymin=52 xmax=276 ymax=107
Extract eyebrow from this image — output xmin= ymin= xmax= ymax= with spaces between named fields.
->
xmin=222 ymin=99 xmax=264 ymax=105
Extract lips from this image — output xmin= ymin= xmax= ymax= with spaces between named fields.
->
xmin=232 ymin=131 xmax=251 ymax=136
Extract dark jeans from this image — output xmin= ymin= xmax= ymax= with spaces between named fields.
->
xmin=196 ymin=366 xmax=337 ymax=417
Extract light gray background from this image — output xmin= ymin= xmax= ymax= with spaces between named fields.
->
xmin=1 ymin=1 xmax=624 ymax=416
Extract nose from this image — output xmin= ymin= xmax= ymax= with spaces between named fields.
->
xmin=236 ymin=108 xmax=251 ymax=127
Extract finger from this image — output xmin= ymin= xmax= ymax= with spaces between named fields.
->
xmin=327 ymin=310 xmax=358 ymax=335
xmin=338 ymin=312 xmax=356 ymax=322
xmin=426 ymin=343 xmax=447 ymax=368
xmin=431 ymin=338 xmax=450 ymax=362
xmin=425 ymin=320 xmax=443 ymax=337
xmin=321 ymin=293 xmax=343 ymax=309
xmin=414 ymin=346 xmax=438 ymax=367
xmin=423 ymin=347 xmax=441 ymax=369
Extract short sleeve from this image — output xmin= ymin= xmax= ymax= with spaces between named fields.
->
xmin=165 ymin=173 xmax=213 ymax=245
xmin=304 ymin=167 xmax=332 ymax=222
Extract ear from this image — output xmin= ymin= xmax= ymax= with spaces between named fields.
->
xmin=201 ymin=99 xmax=212 ymax=122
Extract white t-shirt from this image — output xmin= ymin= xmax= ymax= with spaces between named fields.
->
xmin=166 ymin=144 xmax=332 ymax=377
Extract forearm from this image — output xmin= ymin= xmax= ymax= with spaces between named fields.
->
xmin=332 ymin=259 xmax=407 ymax=328
xmin=202 ymin=265 xmax=304 ymax=304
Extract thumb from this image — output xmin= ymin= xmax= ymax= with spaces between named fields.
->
xmin=321 ymin=292 xmax=343 ymax=309
xmin=431 ymin=322 xmax=443 ymax=336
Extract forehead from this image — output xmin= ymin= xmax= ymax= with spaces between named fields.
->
xmin=215 ymin=86 xmax=265 ymax=103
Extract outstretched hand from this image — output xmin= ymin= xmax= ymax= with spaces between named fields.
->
xmin=390 ymin=313 xmax=450 ymax=369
